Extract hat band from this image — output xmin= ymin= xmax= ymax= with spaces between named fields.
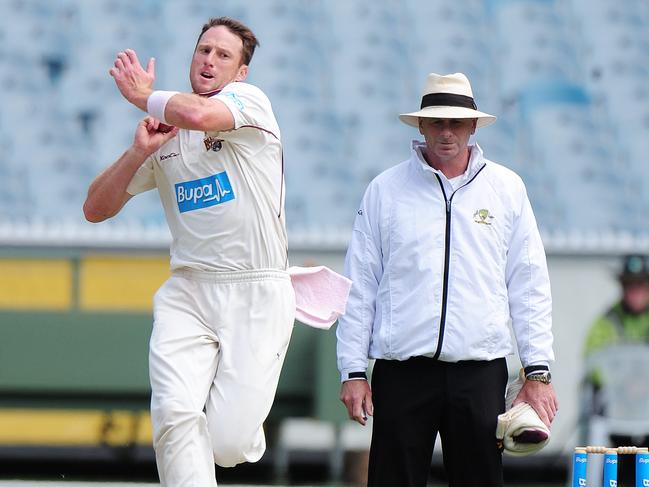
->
xmin=420 ymin=92 xmax=477 ymax=110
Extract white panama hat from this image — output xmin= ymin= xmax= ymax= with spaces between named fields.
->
xmin=399 ymin=72 xmax=496 ymax=128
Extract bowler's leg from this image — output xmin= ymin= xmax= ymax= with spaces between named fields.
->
xmin=205 ymin=276 xmax=295 ymax=467
xmin=149 ymin=277 xmax=220 ymax=487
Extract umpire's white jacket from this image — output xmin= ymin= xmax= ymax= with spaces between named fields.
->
xmin=337 ymin=141 xmax=554 ymax=381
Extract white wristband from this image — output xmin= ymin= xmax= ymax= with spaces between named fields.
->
xmin=146 ymin=90 xmax=179 ymax=124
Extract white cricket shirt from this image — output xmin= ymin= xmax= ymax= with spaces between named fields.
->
xmin=127 ymin=82 xmax=287 ymax=272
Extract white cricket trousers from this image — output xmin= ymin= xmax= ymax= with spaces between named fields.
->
xmin=149 ymin=268 xmax=295 ymax=487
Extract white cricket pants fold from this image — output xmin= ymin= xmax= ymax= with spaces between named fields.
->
xmin=149 ymin=269 xmax=295 ymax=487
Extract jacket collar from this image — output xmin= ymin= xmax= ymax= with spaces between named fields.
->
xmin=410 ymin=140 xmax=486 ymax=183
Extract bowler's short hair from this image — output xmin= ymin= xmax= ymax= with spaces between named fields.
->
xmin=196 ymin=17 xmax=259 ymax=66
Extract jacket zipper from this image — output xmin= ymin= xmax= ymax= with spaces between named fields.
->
xmin=432 ymin=164 xmax=486 ymax=360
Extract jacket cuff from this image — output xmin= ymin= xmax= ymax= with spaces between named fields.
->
xmin=524 ymin=364 xmax=550 ymax=377
xmin=341 ymin=371 xmax=367 ymax=382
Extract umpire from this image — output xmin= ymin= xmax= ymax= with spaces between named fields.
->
xmin=336 ymin=72 xmax=558 ymax=487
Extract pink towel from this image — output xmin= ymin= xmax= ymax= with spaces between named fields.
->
xmin=288 ymin=266 xmax=352 ymax=329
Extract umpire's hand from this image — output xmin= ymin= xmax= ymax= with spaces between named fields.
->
xmin=340 ymin=379 xmax=374 ymax=426
xmin=513 ymin=381 xmax=558 ymax=428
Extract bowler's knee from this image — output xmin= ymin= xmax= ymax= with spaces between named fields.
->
xmin=151 ymin=402 xmax=205 ymax=446
xmin=211 ymin=427 xmax=266 ymax=467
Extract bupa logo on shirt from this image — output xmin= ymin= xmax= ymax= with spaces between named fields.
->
xmin=175 ymin=171 xmax=235 ymax=213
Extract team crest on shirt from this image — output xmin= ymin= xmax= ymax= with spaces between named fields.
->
xmin=473 ymin=208 xmax=495 ymax=225
xmin=175 ymin=171 xmax=235 ymax=213
xmin=203 ymin=136 xmax=223 ymax=152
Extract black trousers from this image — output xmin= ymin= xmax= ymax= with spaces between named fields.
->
xmin=367 ymin=356 xmax=508 ymax=487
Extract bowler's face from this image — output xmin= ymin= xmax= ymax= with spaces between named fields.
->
xmin=418 ymin=118 xmax=477 ymax=163
xmin=190 ymin=25 xmax=248 ymax=94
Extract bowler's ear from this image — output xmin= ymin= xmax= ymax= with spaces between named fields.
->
xmin=472 ymin=119 xmax=477 ymax=134
xmin=418 ymin=118 xmax=424 ymax=135
xmin=235 ymin=64 xmax=248 ymax=82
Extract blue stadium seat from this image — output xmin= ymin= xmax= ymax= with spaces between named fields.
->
xmin=0 ymin=0 xmax=648 ymax=244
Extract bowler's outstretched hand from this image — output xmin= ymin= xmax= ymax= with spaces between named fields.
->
xmin=109 ymin=48 xmax=155 ymax=111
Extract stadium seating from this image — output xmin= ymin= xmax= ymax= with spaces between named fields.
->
xmin=1 ymin=0 xmax=648 ymax=245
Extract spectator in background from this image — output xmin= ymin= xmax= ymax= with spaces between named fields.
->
xmin=584 ymin=254 xmax=649 ymax=413
xmin=584 ymin=254 xmax=649 ymax=485
xmin=336 ymin=72 xmax=558 ymax=487
xmin=83 ymin=17 xmax=295 ymax=487
xmin=585 ymin=255 xmax=649 ymax=358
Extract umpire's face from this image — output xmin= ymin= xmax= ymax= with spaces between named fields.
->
xmin=190 ymin=25 xmax=249 ymax=94
xmin=418 ymin=117 xmax=477 ymax=165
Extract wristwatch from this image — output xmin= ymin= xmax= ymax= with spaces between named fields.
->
xmin=526 ymin=370 xmax=552 ymax=384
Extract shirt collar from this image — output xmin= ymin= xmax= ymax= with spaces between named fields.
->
xmin=410 ymin=140 xmax=486 ymax=182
